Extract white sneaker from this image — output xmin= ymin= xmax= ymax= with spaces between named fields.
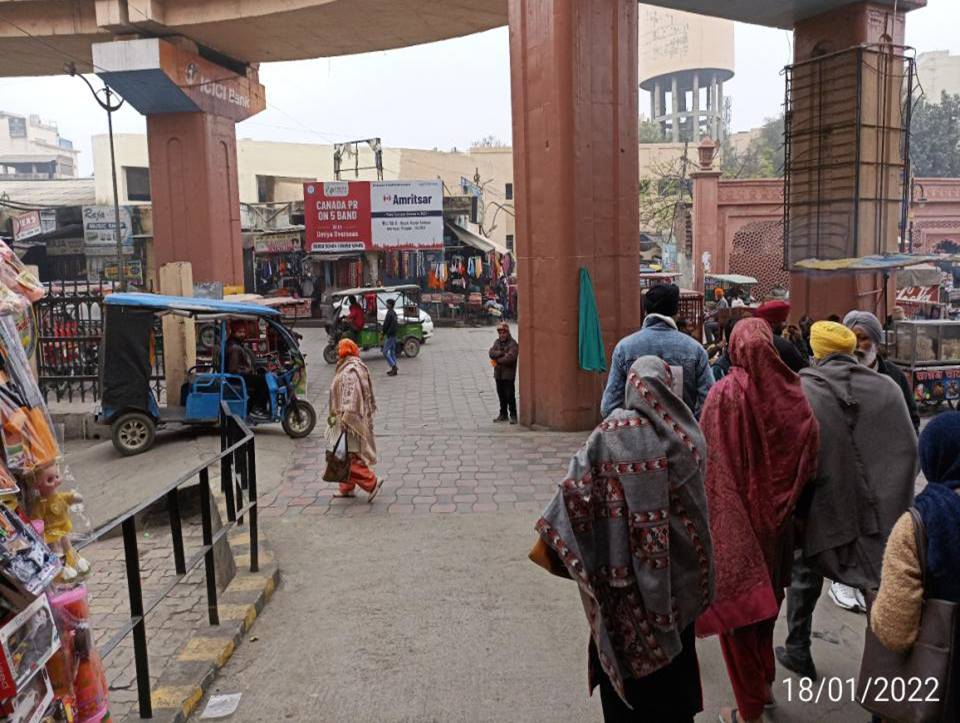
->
xmin=854 ymin=588 xmax=867 ymax=613
xmin=828 ymin=582 xmax=861 ymax=612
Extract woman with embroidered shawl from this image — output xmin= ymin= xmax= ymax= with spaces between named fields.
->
xmin=328 ymin=338 xmax=383 ymax=501
xmin=531 ymin=356 xmax=714 ymax=722
xmin=696 ymin=318 xmax=819 ymax=723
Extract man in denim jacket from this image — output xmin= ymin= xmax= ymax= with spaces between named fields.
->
xmin=601 ymin=284 xmax=714 ymax=417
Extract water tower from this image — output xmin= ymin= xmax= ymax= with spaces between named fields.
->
xmin=638 ymin=4 xmax=735 ymax=142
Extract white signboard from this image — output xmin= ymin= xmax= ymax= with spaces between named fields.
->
xmin=82 ymin=205 xmax=133 ymax=246
xmin=370 ymin=180 xmax=443 ymax=250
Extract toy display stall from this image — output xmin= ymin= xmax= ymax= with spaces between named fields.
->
xmin=888 ymin=319 xmax=960 ymax=409
xmin=0 ymin=240 xmax=110 ymax=722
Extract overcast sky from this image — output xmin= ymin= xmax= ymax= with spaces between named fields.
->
xmin=0 ymin=0 xmax=957 ymax=177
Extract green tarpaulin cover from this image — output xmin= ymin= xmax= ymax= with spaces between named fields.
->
xmin=578 ymin=267 xmax=606 ymax=372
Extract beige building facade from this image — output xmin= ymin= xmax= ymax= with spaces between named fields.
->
xmin=0 ymin=111 xmax=80 ymax=179
xmin=916 ymin=50 xmax=960 ymax=103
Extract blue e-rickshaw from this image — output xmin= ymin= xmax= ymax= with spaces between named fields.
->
xmin=97 ymin=293 xmax=317 ymax=456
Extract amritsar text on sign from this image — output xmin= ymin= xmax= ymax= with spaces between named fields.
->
xmin=371 ymin=180 xmax=444 ymax=250
xmin=304 ymin=180 xmax=443 ymax=252
xmin=82 ymin=206 xmax=133 ymax=246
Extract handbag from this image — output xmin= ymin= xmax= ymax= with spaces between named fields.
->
xmin=322 ymin=431 xmax=350 ymax=483
xmin=857 ymin=507 xmax=958 ymax=723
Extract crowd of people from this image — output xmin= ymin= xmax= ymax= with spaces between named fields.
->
xmin=532 ymin=283 xmax=957 ymax=723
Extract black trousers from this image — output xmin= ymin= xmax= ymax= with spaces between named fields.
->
xmin=496 ymin=378 xmax=517 ymax=418
xmin=785 ymin=552 xmax=824 ymax=658
xmin=596 ymin=624 xmax=702 ymax=722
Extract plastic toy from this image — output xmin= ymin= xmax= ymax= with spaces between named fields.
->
xmin=27 ymin=466 xmax=88 ymax=583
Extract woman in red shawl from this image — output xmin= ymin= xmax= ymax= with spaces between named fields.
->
xmin=696 ymin=318 xmax=819 ymax=723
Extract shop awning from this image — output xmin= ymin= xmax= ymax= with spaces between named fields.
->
xmin=896 ymin=264 xmax=942 ymax=288
xmin=448 ymin=222 xmax=508 ymax=255
xmin=793 ymin=254 xmax=942 ymax=273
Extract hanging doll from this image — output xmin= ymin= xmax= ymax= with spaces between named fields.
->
xmin=28 ymin=463 xmax=89 ymax=582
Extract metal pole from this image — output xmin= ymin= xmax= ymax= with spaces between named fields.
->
xmin=105 ymin=87 xmax=126 ymax=291
xmin=122 ymin=517 xmax=152 ymax=719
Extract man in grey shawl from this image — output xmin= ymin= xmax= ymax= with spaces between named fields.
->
xmin=531 ymin=356 xmax=714 ymax=721
xmin=776 ymin=321 xmax=917 ymax=681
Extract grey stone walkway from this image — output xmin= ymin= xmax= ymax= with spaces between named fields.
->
xmin=189 ymin=326 xmax=879 ymax=723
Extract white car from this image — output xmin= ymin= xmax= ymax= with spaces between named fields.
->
xmin=334 ymin=289 xmax=434 ymax=340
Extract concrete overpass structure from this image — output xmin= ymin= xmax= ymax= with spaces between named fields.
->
xmin=0 ymin=0 xmax=928 ymax=430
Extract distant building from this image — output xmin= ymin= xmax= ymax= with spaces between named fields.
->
xmin=0 ymin=112 xmax=80 ymax=179
xmin=916 ymin=50 xmax=960 ymax=103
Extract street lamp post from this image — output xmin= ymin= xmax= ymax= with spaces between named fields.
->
xmin=66 ymin=63 xmax=127 ymax=291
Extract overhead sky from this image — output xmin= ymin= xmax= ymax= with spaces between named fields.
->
xmin=0 ymin=0 xmax=957 ymax=177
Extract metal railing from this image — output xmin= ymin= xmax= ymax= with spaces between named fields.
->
xmin=35 ymin=280 xmax=165 ymax=403
xmin=76 ymin=404 xmax=258 ymax=719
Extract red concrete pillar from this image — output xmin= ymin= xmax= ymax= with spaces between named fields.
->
xmin=509 ymin=0 xmax=640 ymax=431
xmin=788 ymin=1 xmax=913 ymax=319
xmin=691 ymin=139 xmax=722 ymax=292
xmin=147 ymin=113 xmax=244 ymax=286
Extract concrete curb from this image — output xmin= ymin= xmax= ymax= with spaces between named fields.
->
xmin=123 ymin=526 xmax=280 ymax=723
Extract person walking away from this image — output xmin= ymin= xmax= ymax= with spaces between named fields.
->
xmin=225 ymin=322 xmax=268 ymax=415
xmin=602 ymin=284 xmax=714 ymax=418
xmin=776 ymin=321 xmax=917 ymax=680
xmin=869 ymin=412 xmax=960 ymax=709
xmin=490 ymin=323 xmax=519 ymax=424
xmin=382 ymin=298 xmax=399 ymax=376
xmin=843 ymin=310 xmax=920 ymax=433
xmin=530 ymin=356 xmax=714 ymax=722
xmin=328 ymin=339 xmax=384 ymax=502
xmin=754 ymin=300 xmax=809 ymax=373
xmin=696 ymin=318 xmax=820 ymax=723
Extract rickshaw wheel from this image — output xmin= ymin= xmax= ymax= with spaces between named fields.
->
xmin=112 ymin=412 xmax=156 ymax=456
xmin=402 ymin=337 xmax=421 ymax=358
xmin=282 ymin=400 xmax=317 ymax=438
xmin=323 ymin=343 xmax=339 ymax=364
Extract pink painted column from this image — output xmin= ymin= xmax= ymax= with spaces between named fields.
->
xmin=509 ymin=0 xmax=640 ymax=431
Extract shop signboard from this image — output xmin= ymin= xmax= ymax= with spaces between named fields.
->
xmin=910 ymin=366 xmax=960 ymax=405
xmin=371 ymin=180 xmax=443 ymax=250
xmin=304 ymin=180 xmax=443 ymax=252
xmin=45 ymin=238 xmax=85 ymax=257
xmin=897 ymin=285 xmax=940 ymax=305
xmin=304 ymin=181 xmax=371 ymax=253
xmin=253 ymin=232 xmax=301 ymax=254
xmin=82 ymin=205 xmax=133 ymax=246
xmin=103 ymin=260 xmax=143 ymax=284
xmin=11 ymin=211 xmax=41 ymax=241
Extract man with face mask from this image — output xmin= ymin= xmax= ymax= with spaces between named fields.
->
xmin=843 ymin=310 xmax=920 ymax=433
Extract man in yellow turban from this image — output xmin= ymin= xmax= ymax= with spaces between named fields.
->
xmin=808 ymin=320 xmax=856 ymax=360
xmin=777 ymin=318 xmax=916 ymax=681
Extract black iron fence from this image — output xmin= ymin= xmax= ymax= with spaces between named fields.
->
xmin=35 ymin=281 xmax=165 ymax=403
xmin=77 ymin=404 xmax=258 ymax=719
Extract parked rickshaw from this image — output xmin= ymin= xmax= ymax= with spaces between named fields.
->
xmin=96 ymin=293 xmax=317 ymax=456
xmin=324 ymin=285 xmax=427 ymax=364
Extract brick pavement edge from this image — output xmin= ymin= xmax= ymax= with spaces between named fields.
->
xmin=124 ymin=529 xmax=280 ymax=723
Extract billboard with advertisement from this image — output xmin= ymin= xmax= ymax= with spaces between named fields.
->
xmin=82 ymin=206 xmax=133 ymax=246
xmin=304 ymin=180 xmax=443 ymax=253
xmin=11 ymin=211 xmax=41 ymax=241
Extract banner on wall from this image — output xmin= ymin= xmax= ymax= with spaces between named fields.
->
xmin=304 ymin=180 xmax=443 ymax=253
xmin=82 ymin=205 xmax=133 ymax=246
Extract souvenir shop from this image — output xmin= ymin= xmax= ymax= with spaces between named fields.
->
xmin=0 ymin=242 xmax=110 ymax=722
xmin=419 ymin=224 xmax=516 ymax=321
xmin=250 ymin=229 xmax=306 ymax=296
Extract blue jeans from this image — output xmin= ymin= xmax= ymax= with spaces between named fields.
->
xmin=383 ymin=336 xmax=397 ymax=368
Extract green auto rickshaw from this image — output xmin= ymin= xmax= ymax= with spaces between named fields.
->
xmin=323 ymin=285 xmax=431 ymax=364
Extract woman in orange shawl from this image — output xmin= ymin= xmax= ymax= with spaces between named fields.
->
xmin=328 ymin=339 xmax=383 ymax=501
xmin=696 ymin=318 xmax=819 ymax=723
